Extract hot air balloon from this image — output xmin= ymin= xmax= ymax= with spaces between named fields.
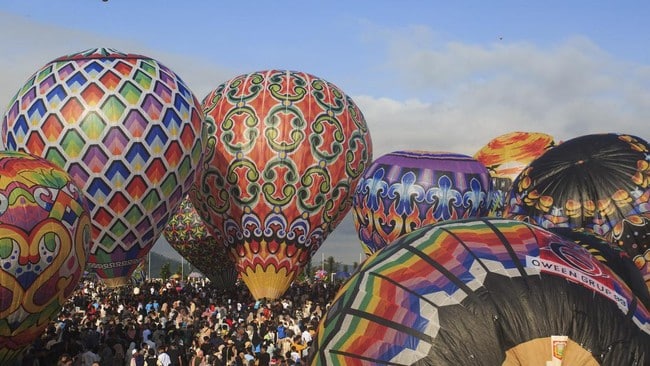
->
xmin=2 ymin=48 xmax=205 ymax=286
xmin=310 ymin=218 xmax=650 ymax=365
xmin=474 ymin=131 xmax=556 ymax=217
xmin=606 ymin=213 xmax=650 ymax=291
xmin=163 ymin=196 xmax=238 ymax=290
xmin=352 ymin=150 xmax=491 ymax=256
xmin=191 ymin=70 xmax=372 ymax=300
xmin=505 ymin=133 xmax=650 ymax=289
xmin=548 ymin=227 xmax=650 ymax=308
xmin=0 ymin=151 xmax=91 ymax=364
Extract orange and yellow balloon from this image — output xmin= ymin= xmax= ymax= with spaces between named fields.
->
xmin=474 ymin=131 xmax=556 ymax=216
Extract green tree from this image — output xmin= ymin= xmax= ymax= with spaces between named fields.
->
xmin=343 ymin=264 xmax=349 ymax=273
xmin=160 ymin=262 xmax=171 ymax=281
xmin=326 ymin=256 xmax=336 ymax=281
xmin=299 ymin=259 xmax=313 ymax=282
xmin=352 ymin=261 xmax=359 ymax=270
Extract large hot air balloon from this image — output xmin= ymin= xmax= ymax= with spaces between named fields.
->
xmin=0 ymin=151 xmax=91 ymax=364
xmin=474 ymin=131 xmax=556 ymax=217
xmin=2 ymin=48 xmax=205 ymax=286
xmin=548 ymin=227 xmax=650 ymax=308
xmin=191 ymin=70 xmax=372 ymax=300
xmin=163 ymin=196 xmax=238 ymax=290
xmin=310 ymin=218 xmax=650 ymax=365
xmin=352 ymin=150 xmax=491 ymax=256
xmin=505 ymin=133 xmax=650 ymax=289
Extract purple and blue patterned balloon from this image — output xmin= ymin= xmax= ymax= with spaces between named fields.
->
xmin=352 ymin=150 xmax=491 ymax=255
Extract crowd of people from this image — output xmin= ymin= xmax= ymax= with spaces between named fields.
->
xmin=20 ymin=275 xmax=344 ymax=366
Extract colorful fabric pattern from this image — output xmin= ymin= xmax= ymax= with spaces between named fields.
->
xmin=474 ymin=131 xmax=556 ymax=217
xmin=0 ymin=151 xmax=91 ymax=364
xmin=163 ymin=196 xmax=237 ymax=289
xmin=351 ymin=150 xmax=491 ymax=255
xmin=1 ymin=48 xmax=205 ymax=284
xmin=190 ymin=70 xmax=373 ymax=300
xmin=504 ymin=133 xmax=650 ymax=287
xmin=311 ymin=218 xmax=650 ymax=365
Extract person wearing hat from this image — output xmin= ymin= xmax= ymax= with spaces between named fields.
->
xmin=130 ymin=348 xmax=144 ymax=366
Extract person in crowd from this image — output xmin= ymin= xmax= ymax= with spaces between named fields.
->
xmin=13 ymin=275 xmax=345 ymax=366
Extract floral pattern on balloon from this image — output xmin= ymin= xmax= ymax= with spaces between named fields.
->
xmin=0 ymin=151 xmax=91 ymax=364
xmin=352 ymin=151 xmax=491 ymax=255
xmin=1 ymin=48 xmax=205 ymax=286
xmin=191 ymin=70 xmax=372 ymax=300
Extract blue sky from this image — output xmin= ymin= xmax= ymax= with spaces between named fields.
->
xmin=1 ymin=1 xmax=649 ymax=265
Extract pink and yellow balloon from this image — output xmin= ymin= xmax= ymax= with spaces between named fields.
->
xmin=1 ymin=48 xmax=205 ymax=286
xmin=0 ymin=151 xmax=91 ymax=364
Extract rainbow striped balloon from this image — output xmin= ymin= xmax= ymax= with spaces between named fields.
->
xmin=311 ymin=218 xmax=650 ymax=365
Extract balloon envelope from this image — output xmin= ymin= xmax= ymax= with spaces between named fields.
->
xmin=163 ymin=196 xmax=237 ymax=290
xmin=191 ymin=70 xmax=373 ymax=300
xmin=0 ymin=151 xmax=91 ymax=364
xmin=2 ymin=48 xmax=205 ymax=286
xmin=311 ymin=218 xmax=650 ymax=365
xmin=605 ymin=212 xmax=650 ymax=290
xmin=548 ymin=227 xmax=650 ymax=308
xmin=352 ymin=150 xmax=491 ymax=256
xmin=474 ymin=131 xmax=556 ymax=217
xmin=505 ymin=133 xmax=650 ymax=287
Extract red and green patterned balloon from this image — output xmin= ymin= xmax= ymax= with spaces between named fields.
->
xmin=0 ymin=151 xmax=91 ymax=364
xmin=191 ymin=70 xmax=373 ymax=300
xmin=1 ymin=48 xmax=205 ymax=286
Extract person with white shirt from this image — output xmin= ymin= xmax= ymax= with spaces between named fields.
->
xmin=157 ymin=345 xmax=172 ymax=366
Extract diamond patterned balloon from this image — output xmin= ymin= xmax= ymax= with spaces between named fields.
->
xmin=2 ymin=48 xmax=205 ymax=286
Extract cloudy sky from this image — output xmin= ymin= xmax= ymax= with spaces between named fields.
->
xmin=1 ymin=1 xmax=649 ymax=265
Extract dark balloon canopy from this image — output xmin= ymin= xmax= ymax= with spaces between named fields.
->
xmin=310 ymin=218 xmax=650 ymax=365
xmin=548 ymin=227 xmax=650 ymax=309
xmin=505 ymin=133 xmax=650 ymax=290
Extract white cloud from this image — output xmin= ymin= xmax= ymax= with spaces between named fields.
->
xmin=3 ymin=14 xmax=650 ymax=265
xmin=0 ymin=13 xmax=233 ymax=112
xmin=351 ymin=25 xmax=650 ymax=160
